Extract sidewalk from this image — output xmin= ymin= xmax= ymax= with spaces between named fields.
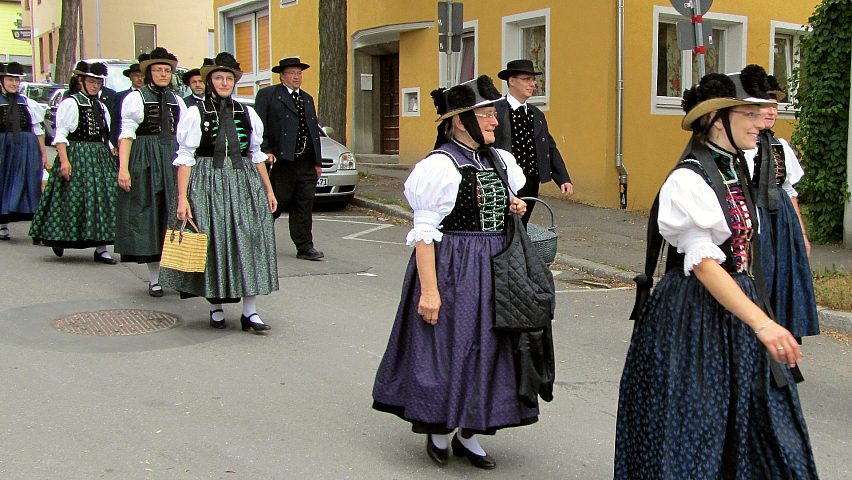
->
xmin=354 ymin=162 xmax=852 ymax=332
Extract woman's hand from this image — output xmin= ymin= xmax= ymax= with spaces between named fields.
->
xmin=418 ymin=289 xmax=442 ymax=326
xmin=41 ymin=151 xmax=49 ymax=170
xmin=509 ymin=197 xmax=527 ymax=216
xmin=176 ymin=197 xmax=192 ymax=221
xmin=266 ymin=190 xmax=278 ymax=213
xmin=59 ymin=159 xmax=72 ymax=181
xmin=118 ymin=168 xmax=132 ymax=192
xmin=755 ymin=320 xmax=803 ymax=367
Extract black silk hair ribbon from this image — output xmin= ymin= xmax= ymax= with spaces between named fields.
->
xmin=212 ymin=99 xmax=243 ymax=169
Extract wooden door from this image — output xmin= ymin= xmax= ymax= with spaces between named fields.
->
xmin=380 ymin=54 xmax=399 ymax=154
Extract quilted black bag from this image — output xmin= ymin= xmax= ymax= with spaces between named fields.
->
xmin=489 ymin=150 xmax=555 ymax=332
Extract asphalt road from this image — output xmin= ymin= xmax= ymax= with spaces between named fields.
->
xmin=0 ymin=209 xmax=850 ymax=479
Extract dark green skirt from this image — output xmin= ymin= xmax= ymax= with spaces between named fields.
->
xmin=114 ymin=135 xmax=178 ymax=263
xmin=29 ymin=141 xmax=116 ymax=248
xmin=159 ymin=156 xmax=278 ymax=300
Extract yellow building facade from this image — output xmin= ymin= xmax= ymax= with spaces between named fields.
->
xmin=22 ymin=0 xmax=213 ymax=82
xmin=212 ymin=0 xmax=817 ymax=209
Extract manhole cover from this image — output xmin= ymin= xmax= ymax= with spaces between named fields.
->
xmin=52 ymin=309 xmax=181 ymax=336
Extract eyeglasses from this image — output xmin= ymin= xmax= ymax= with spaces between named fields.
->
xmin=729 ymin=110 xmax=763 ymax=122
xmin=149 ymin=67 xmax=172 ymax=74
xmin=474 ymin=112 xmax=499 ymax=119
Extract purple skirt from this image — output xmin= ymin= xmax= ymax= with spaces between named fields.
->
xmin=372 ymin=231 xmax=539 ymax=434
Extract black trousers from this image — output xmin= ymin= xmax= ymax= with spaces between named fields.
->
xmin=516 ymin=172 xmax=541 ymax=226
xmin=269 ymin=153 xmax=318 ymax=252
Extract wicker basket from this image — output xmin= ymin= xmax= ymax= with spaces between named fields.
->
xmin=161 ymin=218 xmax=208 ymax=273
xmin=521 ymin=197 xmax=558 ymax=265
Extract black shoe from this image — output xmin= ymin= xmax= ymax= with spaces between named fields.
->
xmin=296 ymin=248 xmax=324 ymax=261
xmin=451 ymin=434 xmax=496 ymax=470
xmin=93 ymin=250 xmax=117 ymax=265
xmin=0 ymin=227 xmax=9 ymax=241
xmin=240 ymin=313 xmax=271 ymax=333
xmin=148 ymin=283 xmax=164 ymax=297
xmin=209 ymin=309 xmax=226 ymax=329
xmin=426 ymin=435 xmax=449 ymax=466
xmin=52 ymin=247 xmax=64 ymax=257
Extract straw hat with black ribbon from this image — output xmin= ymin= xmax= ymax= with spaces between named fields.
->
xmin=138 ymin=47 xmax=178 ymax=73
xmin=199 ymin=52 xmax=243 ymax=83
xmin=73 ymin=61 xmax=108 ymax=79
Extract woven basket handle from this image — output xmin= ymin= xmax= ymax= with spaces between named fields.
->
xmin=170 ymin=217 xmax=201 ymax=244
xmin=520 ymin=196 xmax=556 ymax=229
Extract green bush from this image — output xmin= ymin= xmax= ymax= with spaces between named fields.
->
xmin=791 ymin=0 xmax=851 ymax=243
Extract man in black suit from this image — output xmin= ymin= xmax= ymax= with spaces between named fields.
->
xmin=492 ymin=59 xmax=573 ymax=225
xmin=109 ymin=63 xmax=143 ymax=149
xmin=181 ymin=68 xmax=204 ymax=109
xmin=254 ymin=57 xmax=324 ymax=261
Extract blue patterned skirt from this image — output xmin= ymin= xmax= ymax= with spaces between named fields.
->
xmin=758 ymin=193 xmax=819 ymax=338
xmin=0 ymin=131 xmax=42 ymax=223
xmin=615 ymin=270 xmax=818 ymax=479
xmin=372 ymin=231 xmax=539 ymax=434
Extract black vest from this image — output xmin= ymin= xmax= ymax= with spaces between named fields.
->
xmin=135 ymin=86 xmax=180 ymax=136
xmin=195 ymin=98 xmax=252 ymax=157
xmin=67 ymin=93 xmax=108 ymax=142
xmin=433 ymin=141 xmax=510 ymax=233
xmin=0 ymin=93 xmax=33 ymax=132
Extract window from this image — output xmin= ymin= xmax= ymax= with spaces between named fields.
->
xmin=280 ymin=0 xmax=297 ymax=6
xmin=134 ymin=24 xmax=157 ymax=58
xmin=652 ymin=7 xmax=746 ymax=114
xmin=219 ymin=1 xmax=271 ymax=98
xmin=770 ymin=21 xmax=807 ymax=108
xmin=502 ymin=9 xmax=550 ymax=105
xmin=48 ymin=32 xmax=54 ymax=64
xmin=439 ymin=21 xmax=477 ymax=87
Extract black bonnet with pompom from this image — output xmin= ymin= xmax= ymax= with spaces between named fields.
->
xmin=739 ymin=64 xmax=770 ymax=100
xmin=680 ymin=72 xmax=769 ymax=131
xmin=436 ymin=75 xmax=502 ymax=121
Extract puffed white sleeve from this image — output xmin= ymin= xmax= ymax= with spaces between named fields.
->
xmin=658 ymin=168 xmax=732 ymax=275
xmin=173 ymin=105 xmax=201 ymax=167
xmin=25 ymin=97 xmax=46 ymax=136
xmin=403 ymin=153 xmax=462 ymax=246
xmin=493 ymin=148 xmax=526 ymax=195
xmin=118 ymin=91 xmax=144 ymax=140
xmin=742 ymin=147 xmax=757 ymax=179
xmin=246 ymin=106 xmax=267 ymax=164
xmin=779 ymin=138 xmax=804 ymax=197
xmin=52 ymin=97 xmax=79 ymax=145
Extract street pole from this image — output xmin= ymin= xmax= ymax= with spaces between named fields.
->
xmin=844 ymin=42 xmax=852 ymax=248
xmin=445 ymin=0 xmax=453 ymax=88
xmin=693 ymin=0 xmax=705 ymax=77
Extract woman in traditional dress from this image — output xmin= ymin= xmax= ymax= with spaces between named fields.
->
xmin=29 ymin=62 xmax=117 ymax=263
xmin=0 ymin=62 xmax=47 ymax=241
xmin=115 ymin=47 xmax=186 ymax=297
xmin=740 ymin=65 xmax=819 ymax=340
xmin=159 ymin=53 xmax=278 ymax=333
xmin=614 ymin=73 xmax=818 ymax=479
xmin=372 ymin=76 xmax=544 ymax=470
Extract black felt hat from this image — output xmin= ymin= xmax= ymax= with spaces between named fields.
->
xmin=433 ymin=75 xmax=501 ymax=121
xmin=139 ymin=46 xmax=178 ymax=72
xmin=199 ymin=52 xmax=243 ymax=82
xmin=497 ymin=59 xmax=542 ymax=81
xmin=0 ymin=61 xmax=26 ymax=78
xmin=122 ymin=63 xmax=141 ymax=77
xmin=73 ymin=61 xmax=108 ymax=79
xmin=271 ymin=57 xmax=310 ymax=73
xmin=182 ymin=68 xmax=201 ymax=86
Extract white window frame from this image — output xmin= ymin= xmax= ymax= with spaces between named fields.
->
xmin=217 ymin=0 xmax=271 ymax=98
xmin=769 ymin=20 xmax=807 ymax=117
xmin=502 ymin=8 xmax=550 ymax=108
xmin=651 ymin=6 xmax=748 ymax=115
xmin=438 ymin=20 xmax=478 ymax=88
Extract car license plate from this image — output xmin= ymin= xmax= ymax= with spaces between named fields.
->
xmin=316 ymin=177 xmax=328 ymax=187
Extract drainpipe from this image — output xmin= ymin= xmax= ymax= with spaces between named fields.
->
xmin=615 ymin=0 xmax=628 ymax=209
xmin=95 ymin=0 xmax=101 ymax=58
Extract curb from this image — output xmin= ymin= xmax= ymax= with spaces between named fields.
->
xmin=818 ymin=307 xmax=852 ymax=336
xmin=353 ymin=195 xmax=638 ymax=283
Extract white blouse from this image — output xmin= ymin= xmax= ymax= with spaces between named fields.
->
xmin=658 ymin=168 xmax=732 ymax=275
xmin=52 ymin=96 xmax=112 ymax=146
xmin=742 ymin=137 xmax=805 ymax=198
xmin=172 ymin=104 xmax=267 ymax=167
xmin=17 ymin=96 xmax=46 ymax=136
xmin=403 ymin=147 xmax=526 ymax=246
xmin=118 ymin=90 xmax=188 ymax=141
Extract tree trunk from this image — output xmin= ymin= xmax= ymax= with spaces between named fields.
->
xmin=54 ymin=0 xmax=81 ymax=85
xmin=318 ymin=0 xmax=347 ymax=144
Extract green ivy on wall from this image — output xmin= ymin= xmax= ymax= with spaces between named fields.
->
xmin=791 ymin=0 xmax=851 ymax=243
